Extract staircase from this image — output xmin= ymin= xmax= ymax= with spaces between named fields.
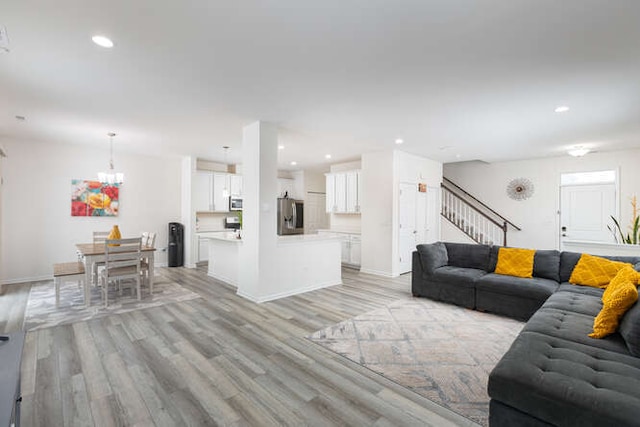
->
xmin=441 ymin=177 xmax=521 ymax=246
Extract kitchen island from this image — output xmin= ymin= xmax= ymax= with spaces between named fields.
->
xmin=200 ymin=232 xmax=342 ymax=301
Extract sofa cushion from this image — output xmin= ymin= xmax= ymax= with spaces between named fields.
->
xmin=476 ymin=273 xmax=558 ymax=301
xmin=431 ymin=266 xmax=486 ymax=287
xmin=557 ymin=282 xmax=605 ymax=298
xmin=416 ymin=242 xmax=448 ymax=276
xmin=569 ymin=253 xmax=631 ymax=288
xmin=443 ymin=242 xmax=490 ymax=270
xmin=541 ymin=290 xmax=602 ymax=317
xmin=533 ymin=250 xmax=561 ymax=282
xmin=524 ymin=307 xmax=629 ymax=354
xmin=494 ymin=247 xmax=535 ymax=278
xmin=620 ymin=301 xmax=640 ymax=357
xmin=488 ymin=331 xmax=640 ymax=427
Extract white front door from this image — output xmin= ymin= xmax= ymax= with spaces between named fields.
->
xmin=560 ymin=183 xmax=616 ymax=244
xmin=398 ymin=182 xmax=417 ymax=274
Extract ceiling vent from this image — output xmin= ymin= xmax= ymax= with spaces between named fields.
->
xmin=0 ymin=25 xmax=10 ymax=52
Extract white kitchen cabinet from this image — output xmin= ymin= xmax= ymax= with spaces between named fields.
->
xmin=349 ymin=235 xmax=361 ymax=266
xmin=212 ymin=173 xmax=230 ymax=212
xmin=194 ymin=171 xmax=230 ymax=212
xmin=317 ymin=230 xmax=361 ymax=268
xmin=277 ymin=178 xmax=295 ymax=199
xmin=325 ymin=174 xmax=335 ymax=213
xmin=198 ymin=237 xmax=209 ymax=263
xmin=230 ymin=174 xmax=243 ymax=196
xmin=325 ymin=170 xmax=362 ymax=214
xmin=194 ymin=171 xmax=213 ymax=212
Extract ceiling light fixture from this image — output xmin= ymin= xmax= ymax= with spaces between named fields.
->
xmin=554 ymin=105 xmax=570 ymax=113
xmin=278 ymin=145 xmax=285 ymax=150
xmin=222 ymin=146 xmax=230 ymax=197
xmin=290 ymin=161 xmax=297 ymax=166
xmin=98 ymin=132 xmax=124 ymax=185
xmin=395 ymin=138 xmax=404 ymax=144
xmin=325 ymin=154 xmax=331 ymax=159
xmin=92 ymin=35 xmax=114 ymax=48
xmin=567 ymin=146 xmax=590 ymax=157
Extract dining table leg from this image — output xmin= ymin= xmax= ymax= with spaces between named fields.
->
xmin=149 ymin=252 xmax=155 ymax=294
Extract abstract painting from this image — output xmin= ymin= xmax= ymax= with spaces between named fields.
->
xmin=71 ymin=179 xmax=120 ymax=216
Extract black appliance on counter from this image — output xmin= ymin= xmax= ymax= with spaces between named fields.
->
xmin=168 ymin=222 xmax=184 ymax=267
xmin=224 ymin=216 xmax=241 ymax=229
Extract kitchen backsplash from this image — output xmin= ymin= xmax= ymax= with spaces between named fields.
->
xmin=196 ymin=212 xmax=229 ymax=231
xmin=330 ymin=213 xmax=361 ymax=231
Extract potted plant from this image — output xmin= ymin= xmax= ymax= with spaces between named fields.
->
xmin=608 ymin=196 xmax=640 ymax=244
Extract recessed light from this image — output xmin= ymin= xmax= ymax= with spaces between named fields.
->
xmin=567 ymin=146 xmax=590 ymax=157
xmin=325 ymin=154 xmax=331 ymax=159
xmin=92 ymin=35 xmax=114 ymax=48
xmin=290 ymin=161 xmax=297 ymax=166
xmin=278 ymin=145 xmax=285 ymax=150
xmin=455 ymin=154 xmax=461 ymax=159
xmin=395 ymin=138 xmax=404 ymax=145
xmin=554 ymin=106 xmax=570 ymax=113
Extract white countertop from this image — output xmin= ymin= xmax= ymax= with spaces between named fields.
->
xmin=316 ymin=228 xmax=361 ymax=235
xmin=199 ymin=232 xmax=242 ymax=242
xmin=196 ymin=229 xmax=227 ymax=234
xmin=277 ymin=233 xmax=343 ymax=244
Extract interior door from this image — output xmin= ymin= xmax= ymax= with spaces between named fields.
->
xmin=560 ymin=183 xmax=616 ymax=244
xmin=398 ymin=182 xmax=417 ymax=274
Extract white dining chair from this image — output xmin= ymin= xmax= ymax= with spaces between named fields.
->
xmin=140 ymin=231 xmax=157 ymax=294
xmin=91 ymin=231 xmax=110 ymax=283
xmin=100 ymin=237 xmax=142 ymax=307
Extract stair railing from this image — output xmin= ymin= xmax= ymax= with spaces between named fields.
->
xmin=441 ymin=178 xmax=521 ymax=246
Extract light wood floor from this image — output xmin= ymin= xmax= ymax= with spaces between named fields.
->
xmin=0 ymin=267 xmax=476 ymax=427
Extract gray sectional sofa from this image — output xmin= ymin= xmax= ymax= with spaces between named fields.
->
xmin=411 ymin=241 xmax=640 ymax=427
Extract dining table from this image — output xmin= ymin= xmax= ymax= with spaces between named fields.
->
xmin=75 ymin=242 xmax=156 ymax=306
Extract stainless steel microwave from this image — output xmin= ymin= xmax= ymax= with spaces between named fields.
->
xmin=229 ymin=197 xmax=243 ymax=211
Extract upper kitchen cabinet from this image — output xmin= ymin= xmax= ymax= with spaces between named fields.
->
xmin=277 ymin=178 xmax=295 ymax=199
xmin=230 ymin=174 xmax=243 ymax=197
xmin=326 ymin=170 xmax=361 ymax=213
xmin=194 ymin=171 xmax=230 ymax=212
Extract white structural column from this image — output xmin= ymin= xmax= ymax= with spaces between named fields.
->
xmin=237 ymin=121 xmax=279 ymax=300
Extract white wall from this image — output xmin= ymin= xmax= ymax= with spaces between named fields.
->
xmin=361 ymin=151 xmax=394 ymax=276
xmin=0 ymin=137 xmax=183 ymax=284
xmin=443 ymin=149 xmax=640 ymax=250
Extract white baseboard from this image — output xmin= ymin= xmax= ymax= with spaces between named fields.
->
xmin=207 ymin=272 xmax=238 ymax=288
xmin=237 ymin=279 xmax=342 ymax=303
xmin=359 ymin=268 xmax=397 ymax=278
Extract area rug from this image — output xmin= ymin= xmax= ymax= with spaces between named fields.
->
xmin=307 ymin=297 xmax=524 ymax=426
xmin=24 ymin=272 xmax=200 ymax=331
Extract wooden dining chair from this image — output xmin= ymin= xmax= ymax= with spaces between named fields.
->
xmin=140 ymin=232 xmax=157 ymax=294
xmin=100 ymin=237 xmax=142 ymax=307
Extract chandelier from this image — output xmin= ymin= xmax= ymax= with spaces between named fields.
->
xmin=97 ymin=132 xmax=124 ymax=185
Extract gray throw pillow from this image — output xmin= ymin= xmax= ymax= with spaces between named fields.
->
xmin=619 ymin=301 xmax=640 ymax=357
xmin=417 ymin=242 xmax=448 ymax=276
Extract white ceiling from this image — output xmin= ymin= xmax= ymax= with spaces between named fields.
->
xmin=1 ymin=1 xmax=640 ymax=169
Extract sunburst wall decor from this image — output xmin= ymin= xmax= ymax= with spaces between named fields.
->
xmin=506 ymin=178 xmax=534 ymax=201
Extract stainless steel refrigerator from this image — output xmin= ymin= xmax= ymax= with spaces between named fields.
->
xmin=277 ymin=198 xmax=304 ymax=235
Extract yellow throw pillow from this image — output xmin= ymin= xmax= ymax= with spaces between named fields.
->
xmin=602 ymin=265 xmax=640 ymax=304
xmin=589 ymin=280 xmax=638 ymax=338
xmin=494 ymin=247 xmax=536 ymax=278
xmin=569 ymin=253 xmax=631 ymax=288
